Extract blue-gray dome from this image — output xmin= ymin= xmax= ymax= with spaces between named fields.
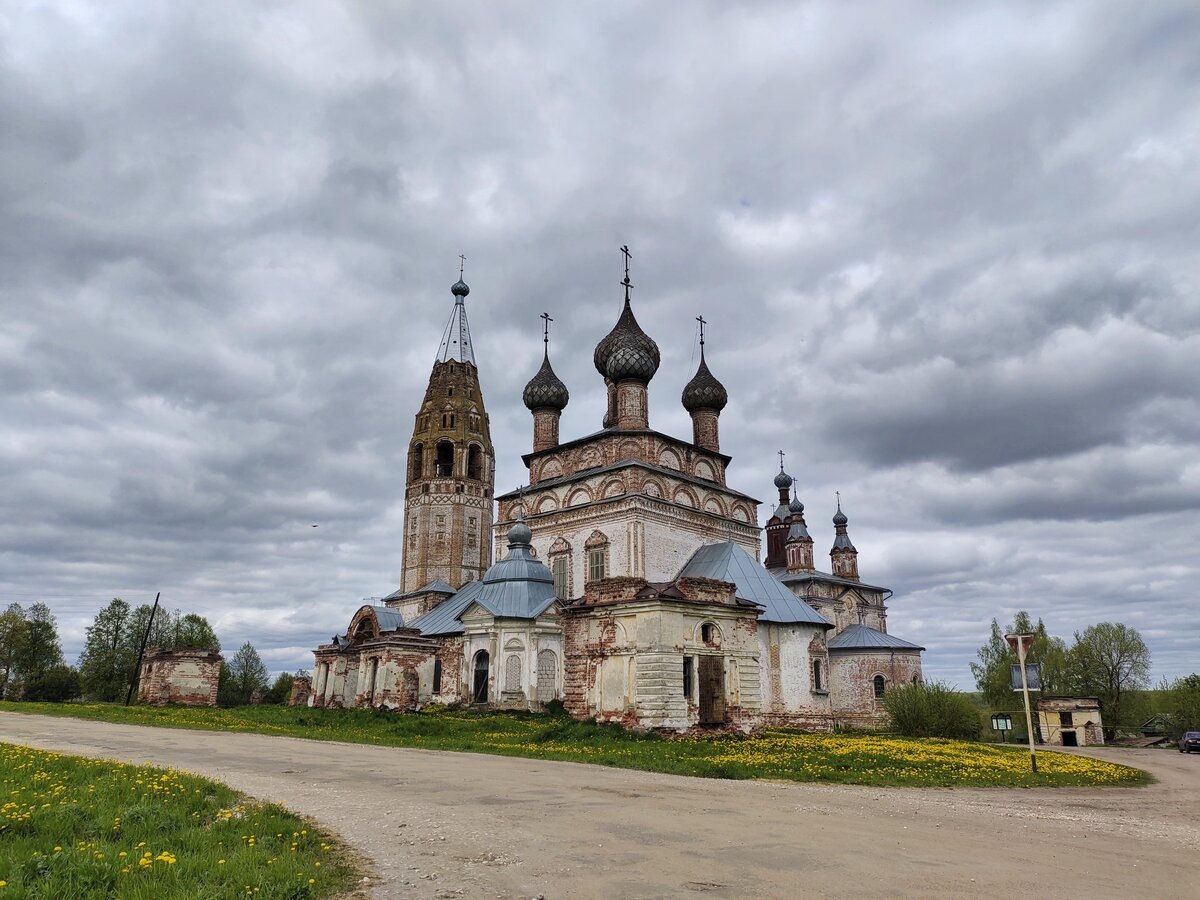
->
xmin=596 ymin=298 xmax=660 ymax=384
xmin=506 ymin=520 xmax=533 ymax=547
xmin=451 ymin=279 xmax=470 ymax=297
xmin=789 ymin=494 xmax=805 ymax=515
xmin=522 ymin=352 xmax=570 ymax=412
xmin=681 ymin=355 xmax=728 ymax=412
xmin=774 ymin=470 xmax=793 ymax=489
xmin=833 ymin=506 xmax=848 ymax=527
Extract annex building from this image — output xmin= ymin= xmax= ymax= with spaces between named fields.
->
xmin=309 ymin=256 xmax=922 ymax=730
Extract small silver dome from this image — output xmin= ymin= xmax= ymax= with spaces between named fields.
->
xmin=774 ymin=470 xmax=794 ymax=489
xmin=451 ymin=279 xmax=470 ymax=298
xmin=789 ymin=494 xmax=805 ymax=515
xmin=507 ymin=520 xmax=533 ymax=546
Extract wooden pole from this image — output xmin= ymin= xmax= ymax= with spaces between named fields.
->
xmin=1016 ymin=637 xmax=1038 ymax=773
xmin=125 ymin=592 xmax=160 ymax=707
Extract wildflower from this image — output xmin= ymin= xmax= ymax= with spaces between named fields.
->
xmin=218 ymin=859 xmax=226 ymax=865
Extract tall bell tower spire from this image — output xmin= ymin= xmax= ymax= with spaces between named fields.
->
xmin=400 ymin=266 xmax=495 ymax=592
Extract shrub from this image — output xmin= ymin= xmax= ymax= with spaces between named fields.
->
xmin=883 ymin=680 xmax=983 ymax=740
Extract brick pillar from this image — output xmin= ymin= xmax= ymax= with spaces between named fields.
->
xmin=614 ymin=381 xmax=649 ymax=430
xmin=690 ymin=408 xmax=720 ymax=453
xmin=532 ymin=408 xmax=561 ymax=452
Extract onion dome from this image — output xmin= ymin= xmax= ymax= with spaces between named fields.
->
xmin=789 ymin=490 xmax=805 ymax=516
xmin=522 ymin=351 xmax=569 ymax=411
xmin=507 ymin=519 xmax=533 ymax=547
xmin=833 ymin=505 xmax=848 ymax=527
xmin=774 ymin=469 xmax=794 ymax=490
xmin=681 ymin=353 xmax=728 ymax=412
xmin=596 ymin=299 xmax=661 ymax=383
xmin=451 ymin=278 xmax=470 ymax=298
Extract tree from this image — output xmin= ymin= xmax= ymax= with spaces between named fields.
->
xmin=0 ymin=603 xmax=30 ymax=698
xmin=25 ymin=664 xmax=82 ymax=702
xmin=263 ymin=671 xmax=295 ymax=705
xmin=78 ymin=598 xmax=134 ymax=702
xmin=1069 ymin=622 xmax=1150 ymax=737
xmin=882 ymin=680 xmax=983 ymax=740
xmin=970 ymin=612 xmax=1068 ymax=710
xmin=173 ymin=614 xmax=220 ymax=652
xmin=17 ymin=603 xmax=63 ymax=685
xmin=1163 ymin=674 xmax=1200 ymax=738
xmin=222 ymin=642 xmax=269 ymax=706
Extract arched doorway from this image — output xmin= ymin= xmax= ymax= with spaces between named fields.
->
xmin=472 ymin=650 xmax=490 ymax=704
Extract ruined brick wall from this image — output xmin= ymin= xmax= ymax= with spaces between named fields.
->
xmin=287 ymin=676 xmax=311 ymax=707
xmin=756 ymin=623 xmax=835 ymax=730
xmin=138 ymin=649 xmax=222 ymax=707
xmin=828 ymin=650 xmax=922 ymax=729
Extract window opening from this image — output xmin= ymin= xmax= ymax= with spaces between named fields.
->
xmin=552 ymin=557 xmax=568 ymax=599
xmin=812 ymin=659 xmax=823 ymax=691
xmin=505 ymin=654 xmax=522 ymax=692
xmin=411 ymin=444 xmax=424 ymax=480
xmin=1059 ymin=711 xmax=1073 ymax=727
xmin=701 ymin=623 xmax=715 ymax=644
xmin=588 ymin=548 xmax=607 ymax=582
xmin=467 ymin=445 xmax=482 ymax=480
xmin=683 ymin=657 xmax=694 ymax=700
xmin=432 ymin=658 xmax=442 ymax=694
xmin=436 ymin=441 xmax=454 ymax=477
xmin=472 ymin=651 xmax=489 ymax=704
xmin=873 ymin=674 xmax=886 ymax=699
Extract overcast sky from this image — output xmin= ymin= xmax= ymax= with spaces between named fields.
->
xmin=2 ymin=1 xmax=1198 ymax=687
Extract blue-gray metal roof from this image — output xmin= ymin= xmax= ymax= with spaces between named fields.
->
xmin=409 ymin=531 xmax=558 ymax=635
xmin=381 ymin=579 xmax=455 ymax=602
xmin=677 ymin=542 xmax=831 ymax=627
xmin=370 ymin=605 xmax=406 ymax=632
xmin=827 ymin=624 xmax=924 ymax=651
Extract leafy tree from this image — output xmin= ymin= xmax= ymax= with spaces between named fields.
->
xmin=173 ymin=613 xmax=220 ymax=652
xmin=882 ymin=680 xmax=983 ymax=740
xmin=17 ymin=603 xmax=63 ymax=685
xmin=969 ymin=612 xmax=1068 ymax=710
xmin=0 ymin=603 xmax=30 ymax=698
xmin=124 ymin=605 xmax=180 ymax=656
xmin=1069 ymin=622 xmax=1150 ymax=737
xmin=77 ymin=598 xmax=134 ymax=702
xmin=263 ymin=671 xmax=295 ymax=705
xmin=222 ymin=642 xmax=269 ymax=706
xmin=25 ymin=664 xmax=82 ymax=702
xmin=1163 ymin=674 xmax=1200 ymax=738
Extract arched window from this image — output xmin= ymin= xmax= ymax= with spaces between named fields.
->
xmin=701 ymin=623 xmax=716 ymax=644
xmin=410 ymin=444 xmax=424 ymax=480
xmin=911 ymin=673 xmax=921 ymax=685
xmin=432 ymin=658 xmax=443 ymax=694
xmin=873 ymin=674 xmax=886 ymax=699
xmin=812 ymin=659 xmax=824 ymax=692
xmin=552 ymin=556 xmax=568 ymax=599
xmin=537 ymin=650 xmax=557 ymax=702
xmin=436 ymin=441 xmax=454 ymax=477
xmin=472 ymin=651 xmax=489 ymax=704
xmin=505 ymin=654 xmax=522 ymax=691
xmin=467 ymin=445 xmax=482 ymax=481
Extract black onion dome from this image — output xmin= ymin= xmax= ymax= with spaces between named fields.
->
xmin=451 ymin=279 xmax=470 ymax=297
xmin=522 ymin=352 xmax=570 ymax=411
xmin=833 ymin=506 xmax=848 ymax=526
xmin=681 ymin=355 xmax=728 ymax=412
xmin=774 ymin=470 xmax=794 ymax=489
xmin=789 ymin=494 xmax=805 ymax=515
xmin=595 ymin=299 xmax=661 ymax=383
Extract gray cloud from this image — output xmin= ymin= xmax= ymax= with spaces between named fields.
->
xmin=2 ymin=1 xmax=1198 ymax=685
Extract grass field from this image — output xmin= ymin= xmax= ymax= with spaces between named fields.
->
xmin=0 ymin=701 xmax=1149 ymax=788
xmin=0 ymin=741 xmax=358 ymax=899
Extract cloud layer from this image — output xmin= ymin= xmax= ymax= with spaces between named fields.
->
xmin=2 ymin=1 xmax=1197 ymax=684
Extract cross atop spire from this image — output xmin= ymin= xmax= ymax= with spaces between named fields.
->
xmin=458 ymin=253 xmax=466 ymax=278
xmin=620 ymin=244 xmax=633 ymax=303
xmin=778 ymin=449 xmax=786 ymax=472
xmin=540 ymin=312 xmax=553 ymax=350
xmin=836 ymin=490 xmax=841 ymax=511
xmin=696 ymin=314 xmax=707 ymax=351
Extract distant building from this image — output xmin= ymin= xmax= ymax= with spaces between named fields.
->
xmin=138 ymin=648 xmax=222 ymax=707
xmin=1036 ymin=697 xmax=1104 ymax=747
xmin=311 ymin=256 xmax=924 ymax=730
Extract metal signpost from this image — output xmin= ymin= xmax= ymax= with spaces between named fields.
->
xmin=1006 ymin=632 xmax=1039 ymax=773
xmin=991 ymin=713 xmax=1013 ymax=743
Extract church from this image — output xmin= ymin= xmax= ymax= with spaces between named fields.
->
xmin=308 ymin=253 xmax=923 ymax=731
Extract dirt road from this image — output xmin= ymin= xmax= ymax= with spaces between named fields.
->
xmin=1 ymin=713 xmax=1196 ymax=898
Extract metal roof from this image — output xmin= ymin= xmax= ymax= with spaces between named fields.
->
xmin=436 ymin=291 xmax=475 ymax=364
xmin=677 ymin=542 xmax=831 ymax=627
xmin=409 ymin=529 xmax=558 ymax=635
xmin=769 ymin=568 xmax=891 ymax=594
xmin=827 ymin=624 xmax=924 ymax=651
xmin=497 ymin=459 xmax=760 ymax=505
xmin=382 ymin=579 xmax=455 ymax=602
xmin=370 ymin=605 xmax=406 ymax=632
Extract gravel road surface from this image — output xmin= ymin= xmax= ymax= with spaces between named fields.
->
xmin=2 ymin=713 xmax=1195 ymax=899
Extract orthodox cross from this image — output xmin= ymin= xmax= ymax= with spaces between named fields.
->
xmin=696 ymin=314 xmax=707 ymax=348
xmin=836 ymin=490 xmax=842 ymax=511
xmin=458 ymin=254 xmax=466 ymax=278
xmin=540 ymin=311 xmax=553 ymax=348
xmin=620 ymin=244 xmax=633 ymax=301
xmin=778 ymin=449 xmax=786 ymax=472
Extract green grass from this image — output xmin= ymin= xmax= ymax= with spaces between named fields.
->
xmin=0 ymin=741 xmax=358 ymax=899
xmin=0 ymin=700 xmax=1150 ymax=789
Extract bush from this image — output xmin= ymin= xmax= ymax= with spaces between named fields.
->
xmin=24 ymin=664 xmax=82 ymax=702
xmin=882 ymin=680 xmax=983 ymax=740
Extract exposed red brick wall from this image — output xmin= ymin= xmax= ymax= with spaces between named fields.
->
xmin=138 ymin=648 xmax=221 ymax=707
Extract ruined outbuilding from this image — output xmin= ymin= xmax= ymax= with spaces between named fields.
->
xmin=138 ymin=648 xmax=222 ymax=707
xmin=1037 ymin=697 xmax=1104 ymax=747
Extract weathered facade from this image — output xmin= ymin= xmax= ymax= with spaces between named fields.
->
xmin=313 ymin=256 xmax=924 ymax=730
xmin=1037 ymin=697 xmax=1105 ymax=747
xmin=138 ymin=648 xmax=222 ymax=707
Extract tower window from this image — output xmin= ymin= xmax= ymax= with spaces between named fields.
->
xmin=588 ymin=548 xmax=608 ymax=582
xmin=467 ymin=445 xmax=482 ymax=480
xmin=410 ymin=444 xmax=424 ymax=480
xmin=552 ymin=556 xmax=568 ymax=599
xmin=436 ymin=441 xmax=454 ymax=477
xmin=873 ymin=674 xmax=886 ymax=699
xmin=447 ymin=386 xmax=454 ymax=397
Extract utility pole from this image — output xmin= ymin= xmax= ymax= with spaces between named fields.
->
xmin=1007 ymin=632 xmax=1038 ymax=774
xmin=125 ymin=592 xmax=160 ymax=707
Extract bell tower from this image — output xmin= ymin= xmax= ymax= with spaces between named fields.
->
xmin=400 ymin=270 xmax=495 ymax=592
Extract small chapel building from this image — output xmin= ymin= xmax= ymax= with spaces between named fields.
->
xmin=311 ymin=254 xmax=923 ymax=730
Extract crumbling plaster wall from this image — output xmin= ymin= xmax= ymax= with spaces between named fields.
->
xmin=138 ymin=649 xmax=221 ymax=707
xmin=829 ymin=650 xmax=922 ymax=728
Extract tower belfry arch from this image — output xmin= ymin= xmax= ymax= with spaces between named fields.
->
xmin=400 ymin=270 xmax=495 ymax=592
